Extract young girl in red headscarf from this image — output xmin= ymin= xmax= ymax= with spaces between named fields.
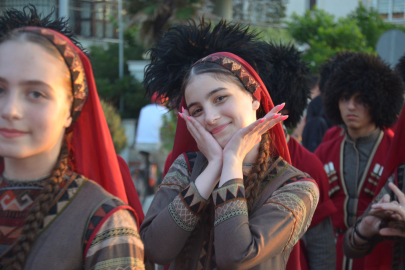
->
xmin=0 ymin=8 xmax=144 ymax=270
xmin=140 ymin=20 xmax=319 ymax=270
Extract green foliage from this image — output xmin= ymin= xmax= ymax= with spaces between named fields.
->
xmin=348 ymin=3 xmax=405 ymax=49
xmin=100 ymin=100 xmax=128 ymax=153
xmin=160 ymin=110 xmax=177 ymax=153
xmin=287 ymin=7 xmax=374 ymax=72
xmin=90 ymin=39 xmax=149 ymax=118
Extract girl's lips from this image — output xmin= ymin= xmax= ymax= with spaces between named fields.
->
xmin=0 ymin=128 xmax=28 ymax=138
xmin=210 ymin=123 xmax=229 ymax=135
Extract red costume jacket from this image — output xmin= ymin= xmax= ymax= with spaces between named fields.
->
xmin=315 ymin=130 xmax=393 ymax=270
xmin=286 ymin=136 xmax=337 ymax=270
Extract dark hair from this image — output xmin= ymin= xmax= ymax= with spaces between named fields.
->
xmin=308 ymin=75 xmax=320 ymax=90
xmin=0 ymin=5 xmax=85 ymax=53
xmin=323 ymin=52 xmax=405 ymax=128
xmin=395 ymin=53 xmax=405 ymax=83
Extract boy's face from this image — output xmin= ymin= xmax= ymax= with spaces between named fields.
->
xmin=338 ymin=92 xmax=374 ymax=131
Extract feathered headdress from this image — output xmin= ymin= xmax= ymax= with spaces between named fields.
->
xmin=0 ymin=5 xmax=85 ymax=52
xmin=259 ymin=42 xmax=310 ymax=128
xmin=144 ymin=18 xmax=270 ymax=109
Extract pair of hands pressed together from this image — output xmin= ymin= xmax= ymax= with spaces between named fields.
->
xmin=178 ymin=103 xmax=287 ymax=199
xmin=355 ymin=182 xmax=405 ymax=245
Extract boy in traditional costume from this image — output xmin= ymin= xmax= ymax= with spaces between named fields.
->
xmin=140 ymin=20 xmax=319 ymax=270
xmin=0 ymin=7 xmax=144 ymax=269
xmin=315 ymin=52 xmax=404 ymax=270
xmin=264 ymin=43 xmax=336 ymax=270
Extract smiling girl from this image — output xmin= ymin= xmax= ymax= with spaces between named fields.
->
xmin=140 ymin=20 xmax=319 ymax=270
xmin=0 ymin=8 xmax=144 ymax=270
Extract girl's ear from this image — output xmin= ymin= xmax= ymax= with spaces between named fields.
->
xmin=64 ymin=114 xmax=72 ymax=128
xmin=252 ymin=100 xmax=260 ymax=110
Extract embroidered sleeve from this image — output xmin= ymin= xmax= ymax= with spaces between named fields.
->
xmin=168 ymin=182 xmax=209 ymax=231
xmin=212 ymin=179 xmax=248 ymax=227
xmin=265 ymin=180 xmax=319 ymax=251
xmin=84 ymin=209 xmax=144 ymax=270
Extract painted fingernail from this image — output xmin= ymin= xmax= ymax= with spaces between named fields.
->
xmin=182 ymin=106 xmax=184 ymax=113
xmin=187 ymin=116 xmax=191 ymax=121
xmin=273 ymin=114 xmax=280 ymax=119
xmin=278 ymin=103 xmax=285 ymax=110
xmin=281 ymin=115 xmax=289 ymax=121
xmin=178 ymin=112 xmax=183 ymax=118
xmin=260 ymin=118 xmax=265 ymax=123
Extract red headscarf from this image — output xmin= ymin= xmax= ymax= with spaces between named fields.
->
xmin=0 ymin=27 xmax=144 ymax=225
xmin=376 ymin=108 xmax=405 ymax=194
xmin=166 ymin=52 xmax=291 ymax=169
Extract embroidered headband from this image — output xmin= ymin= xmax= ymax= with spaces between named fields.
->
xmin=12 ymin=27 xmax=88 ymax=123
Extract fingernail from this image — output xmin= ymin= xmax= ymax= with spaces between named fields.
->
xmin=260 ymin=118 xmax=265 ymax=123
xmin=178 ymin=112 xmax=183 ymax=118
xmin=182 ymin=106 xmax=184 ymax=113
xmin=273 ymin=114 xmax=280 ymax=119
xmin=187 ymin=116 xmax=191 ymax=121
xmin=278 ymin=103 xmax=285 ymax=110
xmin=281 ymin=115 xmax=289 ymax=121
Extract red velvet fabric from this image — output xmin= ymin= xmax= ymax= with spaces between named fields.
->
xmin=0 ymin=27 xmax=144 ymax=226
xmin=377 ymin=108 xmax=405 ymax=193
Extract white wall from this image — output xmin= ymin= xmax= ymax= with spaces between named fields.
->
xmin=285 ymin=0 xmax=307 ymax=19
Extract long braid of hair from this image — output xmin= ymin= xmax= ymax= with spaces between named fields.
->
xmin=10 ymin=139 xmax=69 ymax=270
xmin=244 ymin=132 xmax=270 ymax=213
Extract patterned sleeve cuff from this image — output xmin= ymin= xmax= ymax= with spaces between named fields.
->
xmin=168 ymin=183 xmax=209 ymax=231
xmin=212 ymin=179 xmax=248 ymax=227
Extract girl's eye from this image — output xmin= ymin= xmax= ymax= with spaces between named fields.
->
xmin=215 ymin=95 xmax=227 ymax=103
xmin=0 ymin=87 xmax=5 ymax=96
xmin=192 ymin=108 xmax=202 ymax=116
xmin=28 ymin=91 xmax=45 ymax=99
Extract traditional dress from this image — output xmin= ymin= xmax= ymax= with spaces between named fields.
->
xmin=343 ymin=98 xmax=405 ymax=270
xmin=286 ymin=135 xmax=336 ymax=270
xmin=0 ymin=172 xmax=144 ymax=269
xmin=141 ymin=48 xmax=319 ymax=269
xmin=315 ymin=129 xmax=393 ymax=270
xmin=0 ymin=27 xmax=144 ymax=269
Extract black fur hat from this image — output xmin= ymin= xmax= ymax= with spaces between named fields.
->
xmin=144 ymin=19 xmax=272 ymax=110
xmin=318 ymin=51 xmax=356 ymax=94
xmin=0 ymin=5 xmax=85 ymax=52
xmin=396 ymin=53 xmax=405 ymax=82
xmin=323 ymin=52 xmax=404 ymax=128
xmin=260 ymin=42 xmax=311 ymax=128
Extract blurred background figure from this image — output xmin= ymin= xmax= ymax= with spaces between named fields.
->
xmin=134 ymin=93 xmax=169 ymax=210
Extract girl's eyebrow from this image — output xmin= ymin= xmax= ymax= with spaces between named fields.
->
xmin=187 ymin=87 xmax=226 ymax=109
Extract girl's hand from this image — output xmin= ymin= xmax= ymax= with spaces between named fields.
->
xmin=222 ymin=103 xmax=286 ymax=164
xmin=371 ymin=182 xmax=405 ymax=237
xmin=357 ymin=194 xmax=391 ymax=239
xmin=179 ymin=108 xmax=223 ymax=164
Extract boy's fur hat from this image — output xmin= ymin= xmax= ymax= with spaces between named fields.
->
xmin=323 ymin=52 xmax=404 ymax=128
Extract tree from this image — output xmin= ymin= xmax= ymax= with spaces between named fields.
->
xmin=90 ymin=41 xmax=149 ymax=119
xmin=100 ymin=100 xmax=128 ymax=153
xmin=348 ymin=3 xmax=405 ymax=50
xmin=287 ymin=7 xmax=373 ymax=72
xmin=160 ymin=110 xmax=177 ymax=153
xmin=125 ymin=0 xmax=205 ymax=47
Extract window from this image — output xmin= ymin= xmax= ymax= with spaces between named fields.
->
xmin=374 ymin=0 xmax=405 ymax=21
xmin=0 ymin=0 xmax=119 ymax=39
